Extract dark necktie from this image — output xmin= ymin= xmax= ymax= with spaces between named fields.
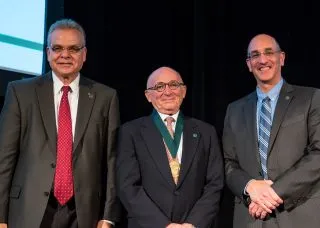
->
xmin=258 ymin=97 xmax=272 ymax=179
xmin=54 ymin=86 xmax=74 ymax=205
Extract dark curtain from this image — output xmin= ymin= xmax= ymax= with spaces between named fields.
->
xmin=1 ymin=0 xmax=320 ymax=227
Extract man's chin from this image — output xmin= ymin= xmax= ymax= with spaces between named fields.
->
xmin=259 ymin=77 xmax=281 ymax=85
xmin=54 ymin=72 xmax=78 ymax=81
xmin=158 ymin=107 xmax=179 ymax=115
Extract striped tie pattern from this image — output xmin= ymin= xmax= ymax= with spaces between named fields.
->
xmin=258 ymin=97 xmax=272 ymax=179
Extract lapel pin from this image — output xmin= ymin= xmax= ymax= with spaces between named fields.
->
xmin=285 ymin=96 xmax=290 ymax=100
xmin=193 ymin=133 xmax=198 ymax=138
xmin=88 ymin=92 xmax=94 ymax=99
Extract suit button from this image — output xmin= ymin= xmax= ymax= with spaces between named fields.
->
xmin=44 ymin=191 xmax=50 ymax=197
xmin=50 ymin=163 xmax=56 ymax=168
xmin=174 ymin=191 xmax=180 ymax=196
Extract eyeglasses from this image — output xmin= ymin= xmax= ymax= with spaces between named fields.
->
xmin=146 ymin=80 xmax=185 ymax=92
xmin=49 ymin=45 xmax=85 ymax=54
xmin=247 ymin=49 xmax=282 ymax=61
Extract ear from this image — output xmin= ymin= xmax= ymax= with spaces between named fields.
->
xmin=145 ymin=90 xmax=152 ymax=102
xmin=280 ymin=51 xmax=285 ymax=66
xmin=46 ymin=47 xmax=50 ymax=61
xmin=246 ymin=59 xmax=252 ymax=72
xmin=82 ymin=47 xmax=87 ymax=62
xmin=182 ymin=86 xmax=187 ymax=99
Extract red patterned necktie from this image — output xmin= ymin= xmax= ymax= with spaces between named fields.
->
xmin=54 ymin=86 xmax=74 ymax=205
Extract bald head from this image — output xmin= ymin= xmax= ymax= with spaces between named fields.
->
xmin=247 ymin=34 xmax=281 ymax=56
xmin=146 ymin=67 xmax=183 ymax=89
xmin=246 ymin=33 xmax=285 ymax=92
xmin=144 ymin=66 xmax=186 ymax=115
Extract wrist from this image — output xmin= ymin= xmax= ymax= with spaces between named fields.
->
xmin=245 ymin=179 xmax=256 ymax=195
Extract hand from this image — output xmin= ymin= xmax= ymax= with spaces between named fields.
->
xmin=97 ymin=220 xmax=112 ymax=228
xmin=0 ymin=224 xmax=7 ymax=228
xmin=166 ymin=223 xmax=183 ymax=228
xmin=249 ymin=201 xmax=269 ymax=220
xmin=246 ymin=179 xmax=283 ymax=213
xmin=182 ymin=223 xmax=195 ymax=228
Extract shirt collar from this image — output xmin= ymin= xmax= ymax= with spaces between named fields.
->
xmin=52 ymin=71 xmax=80 ymax=95
xmin=158 ymin=110 xmax=180 ymax=122
xmin=256 ymin=78 xmax=284 ymax=101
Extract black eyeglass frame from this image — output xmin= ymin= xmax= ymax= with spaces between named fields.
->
xmin=146 ymin=80 xmax=185 ymax=92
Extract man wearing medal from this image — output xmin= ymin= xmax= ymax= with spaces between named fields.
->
xmin=116 ymin=66 xmax=224 ymax=228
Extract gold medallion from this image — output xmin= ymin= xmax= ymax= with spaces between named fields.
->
xmin=169 ymin=159 xmax=180 ymax=184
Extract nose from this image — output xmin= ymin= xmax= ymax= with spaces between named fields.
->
xmin=163 ymin=85 xmax=173 ymax=94
xmin=60 ymin=49 xmax=71 ymax=58
xmin=257 ymin=53 xmax=269 ymax=63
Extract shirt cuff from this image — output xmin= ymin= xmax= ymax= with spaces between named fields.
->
xmin=100 ymin=220 xmax=115 ymax=226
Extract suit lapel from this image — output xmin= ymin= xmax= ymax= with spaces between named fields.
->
xmin=176 ymin=118 xmax=199 ymax=188
xmin=141 ymin=116 xmax=176 ymax=188
xmin=268 ymin=83 xmax=294 ymax=155
xmin=36 ymin=72 xmax=57 ymax=156
xmin=244 ymin=92 xmax=261 ymax=163
xmin=73 ymin=76 xmax=95 ymax=154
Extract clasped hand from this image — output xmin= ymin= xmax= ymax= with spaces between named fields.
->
xmin=246 ymin=179 xmax=283 ymax=219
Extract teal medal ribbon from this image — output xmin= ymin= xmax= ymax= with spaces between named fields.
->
xmin=152 ymin=109 xmax=184 ymax=158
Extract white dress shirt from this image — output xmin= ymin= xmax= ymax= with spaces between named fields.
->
xmin=52 ymin=72 xmax=79 ymax=140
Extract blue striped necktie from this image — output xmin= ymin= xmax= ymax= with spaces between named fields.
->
xmin=259 ymin=97 xmax=272 ymax=179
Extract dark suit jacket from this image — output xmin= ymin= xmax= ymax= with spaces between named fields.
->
xmin=116 ymin=115 xmax=224 ymax=228
xmin=223 ymin=82 xmax=320 ymax=228
xmin=0 ymin=72 xmax=121 ymax=228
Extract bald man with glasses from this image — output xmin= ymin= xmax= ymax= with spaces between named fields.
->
xmin=116 ymin=66 xmax=224 ymax=228
xmin=223 ymin=34 xmax=320 ymax=228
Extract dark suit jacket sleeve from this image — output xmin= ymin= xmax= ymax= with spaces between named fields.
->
xmin=185 ymin=126 xmax=224 ymax=227
xmin=103 ymin=91 xmax=122 ymax=221
xmin=116 ymin=123 xmax=170 ymax=228
xmin=272 ymin=89 xmax=320 ymax=210
xmin=223 ymin=105 xmax=253 ymax=199
xmin=0 ymin=83 xmax=21 ymax=222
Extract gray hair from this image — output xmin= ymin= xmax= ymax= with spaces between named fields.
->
xmin=47 ymin=18 xmax=86 ymax=47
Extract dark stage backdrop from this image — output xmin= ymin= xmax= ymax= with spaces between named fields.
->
xmin=2 ymin=0 xmax=320 ymax=227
